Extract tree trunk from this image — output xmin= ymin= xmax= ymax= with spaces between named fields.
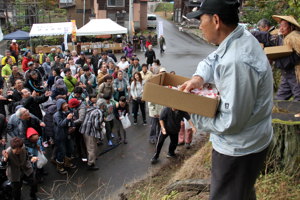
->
xmin=270 ymin=101 xmax=300 ymax=176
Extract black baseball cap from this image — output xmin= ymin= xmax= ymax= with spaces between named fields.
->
xmin=186 ymin=0 xmax=240 ymax=19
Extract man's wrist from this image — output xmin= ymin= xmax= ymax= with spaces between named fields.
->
xmin=192 ymin=75 xmax=203 ymax=82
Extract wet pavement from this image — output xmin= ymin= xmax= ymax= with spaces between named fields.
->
xmin=38 ymin=16 xmax=216 ymax=200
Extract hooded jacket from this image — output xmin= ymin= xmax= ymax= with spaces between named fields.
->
xmin=53 ymin=99 xmax=71 ymax=140
xmin=43 ymin=101 xmax=57 ymax=137
xmin=22 ymin=56 xmax=34 ymax=72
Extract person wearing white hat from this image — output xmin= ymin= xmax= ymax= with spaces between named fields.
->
xmin=10 ymin=39 xmax=19 ymax=63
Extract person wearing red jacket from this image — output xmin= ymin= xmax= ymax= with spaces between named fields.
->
xmin=22 ymin=51 xmax=34 ymax=72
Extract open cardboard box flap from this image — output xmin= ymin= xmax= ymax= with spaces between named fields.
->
xmin=143 ymin=73 xmax=219 ymax=118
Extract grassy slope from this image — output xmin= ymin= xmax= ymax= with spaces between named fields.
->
xmin=123 ymin=140 xmax=300 ymax=200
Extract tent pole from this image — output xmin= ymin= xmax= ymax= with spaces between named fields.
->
xmin=30 ymin=37 xmax=33 ymax=53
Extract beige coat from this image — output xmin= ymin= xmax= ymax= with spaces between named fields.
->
xmin=140 ymin=70 xmax=153 ymax=81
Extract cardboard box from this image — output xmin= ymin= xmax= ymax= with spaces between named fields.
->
xmin=142 ymin=73 xmax=219 ymax=118
xmin=264 ymin=46 xmax=293 ymax=60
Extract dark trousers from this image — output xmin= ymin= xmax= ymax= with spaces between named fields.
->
xmin=132 ymin=99 xmax=146 ymax=121
xmin=56 ymin=137 xmax=73 ymax=162
xmin=74 ymin=129 xmax=87 ymax=158
xmin=105 ymin=120 xmax=114 ymax=141
xmin=160 ymin=44 xmax=164 ymax=53
xmin=149 ymin=117 xmax=160 ymax=141
xmin=154 ymin=132 xmax=178 ymax=158
xmin=12 ymin=172 xmax=37 ymax=200
xmin=275 ymin=73 xmax=300 ymax=101
xmin=210 ymin=147 xmax=269 ymax=200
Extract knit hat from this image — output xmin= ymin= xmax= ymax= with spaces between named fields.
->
xmin=28 ymin=61 xmax=34 ymax=66
xmin=96 ymin=98 xmax=106 ymax=108
xmin=26 ymin=127 xmax=39 ymax=139
xmin=68 ymin=98 xmax=81 ymax=108
xmin=55 ymin=79 xmax=66 ymax=89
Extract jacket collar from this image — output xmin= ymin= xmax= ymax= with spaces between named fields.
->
xmin=215 ymin=25 xmax=244 ymax=58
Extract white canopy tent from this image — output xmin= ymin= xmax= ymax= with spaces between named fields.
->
xmin=29 ymin=22 xmax=75 ymax=37
xmin=76 ymin=19 xmax=127 ymax=36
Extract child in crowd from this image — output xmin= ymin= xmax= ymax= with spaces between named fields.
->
xmin=113 ymin=96 xmax=129 ymax=144
xmin=103 ymin=94 xmax=117 ymax=146
xmin=25 ymin=127 xmax=47 ymax=183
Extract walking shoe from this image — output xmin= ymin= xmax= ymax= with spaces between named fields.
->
xmin=151 ymin=156 xmax=159 ymax=164
xmin=56 ymin=161 xmax=67 ymax=175
xmin=97 ymin=139 xmax=103 ymax=146
xmin=178 ymin=142 xmax=184 ymax=146
xmin=81 ymin=158 xmax=88 ymax=162
xmin=133 ymin=120 xmax=137 ymax=125
xmin=87 ymin=163 xmax=99 ymax=171
xmin=111 ymin=133 xmax=115 ymax=138
xmin=123 ymin=139 xmax=128 ymax=144
xmin=149 ymin=139 xmax=156 ymax=144
xmin=50 ymin=158 xmax=57 ymax=165
xmin=108 ymin=140 xmax=113 ymax=146
xmin=166 ymin=153 xmax=177 ymax=159
xmin=64 ymin=157 xmax=77 ymax=169
xmin=185 ymin=143 xmax=191 ymax=149
xmin=143 ymin=121 xmax=147 ymax=126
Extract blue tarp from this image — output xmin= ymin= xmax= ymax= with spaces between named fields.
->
xmin=3 ymin=30 xmax=30 ymax=40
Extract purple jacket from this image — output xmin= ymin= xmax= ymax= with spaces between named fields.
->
xmin=124 ymin=46 xmax=134 ymax=58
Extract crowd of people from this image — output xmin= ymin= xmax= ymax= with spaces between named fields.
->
xmin=0 ymin=36 xmax=196 ymax=199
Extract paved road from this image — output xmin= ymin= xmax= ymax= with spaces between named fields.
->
xmin=38 ymin=17 xmax=216 ymax=200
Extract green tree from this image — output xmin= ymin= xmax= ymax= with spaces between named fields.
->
xmin=241 ymin=0 xmax=299 ymax=25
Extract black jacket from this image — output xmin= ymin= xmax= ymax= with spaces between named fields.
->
xmin=21 ymin=95 xmax=49 ymax=120
xmin=145 ymin=50 xmax=156 ymax=63
xmin=159 ymin=107 xmax=190 ymax=134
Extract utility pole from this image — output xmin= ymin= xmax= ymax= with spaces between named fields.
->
xmin=83 ymin=0 xmax=86 ymax=26
xmin=128 ymin=0 xmax=133 ymax=41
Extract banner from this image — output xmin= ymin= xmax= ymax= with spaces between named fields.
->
xmin=158 ymin=21 xmax=163 ymax=38
xmin=71 ymin=20 xmax=77 ymax=42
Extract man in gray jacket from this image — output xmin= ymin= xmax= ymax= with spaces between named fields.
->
xmin=7 ymin=107 xmax=45 ymax=141
xmin=182 ymin=0 xmax=273 ymax=199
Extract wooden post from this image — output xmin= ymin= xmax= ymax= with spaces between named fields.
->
xmin=270 ymin=101 xmax=300 ymax=176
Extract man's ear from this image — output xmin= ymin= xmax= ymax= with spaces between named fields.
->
xmin=213 ymin=14 xmax=221 ymax=30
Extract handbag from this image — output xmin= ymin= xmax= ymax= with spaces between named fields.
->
xmin=120 ymin=114 xmax=131 ymax=129
xmin=37 ymin=151 xmax=48 ymax=169
xmin=68 ymin=126 xmax=76 ymax=134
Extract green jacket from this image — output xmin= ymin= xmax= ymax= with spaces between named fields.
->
xmin=1 ymin=64 xmax=12 ymax=80
xmin=63 ymin=76 xmax=77 ymax=93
